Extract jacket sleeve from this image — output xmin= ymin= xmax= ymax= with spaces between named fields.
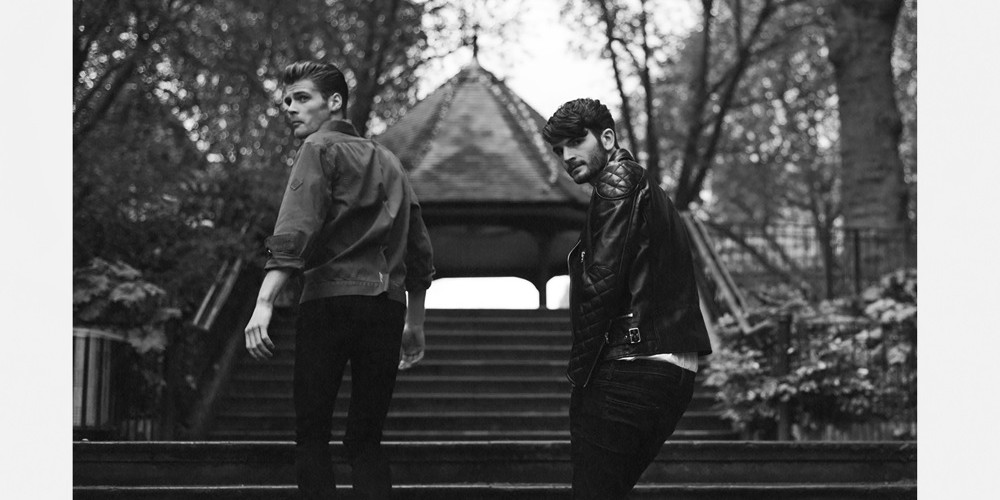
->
xmin=264 ymin=141 xmax=333 ymax=271
xmin=403 ymin=181 xmax=435 ymax=291
xmin=579 ymin=161 xmax=646 ymax=324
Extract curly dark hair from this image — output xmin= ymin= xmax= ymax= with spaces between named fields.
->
xmin=282 ymin=61 xmax=350 ymax=109
xmin=542 ymin=98 xmax=617 ymax=147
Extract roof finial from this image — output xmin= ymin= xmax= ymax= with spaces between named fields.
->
xmin=472 ymin=30 xmax=479 ymax=60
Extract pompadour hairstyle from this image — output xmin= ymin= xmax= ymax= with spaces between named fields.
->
xmin=542 ymin=98 xmax=617 ymax=147
xmin=282 ymin=61 xmax=350 ymax=109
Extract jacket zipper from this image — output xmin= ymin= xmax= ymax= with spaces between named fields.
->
xmin=581 ymin=319 xmax=610 ymax=388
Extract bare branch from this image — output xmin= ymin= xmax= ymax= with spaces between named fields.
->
xmin=596 ymin=0 xmax=638 ymax=150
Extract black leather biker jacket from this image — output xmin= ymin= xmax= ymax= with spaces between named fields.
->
xmin=566 ymin=149 xmax=712 ymax=387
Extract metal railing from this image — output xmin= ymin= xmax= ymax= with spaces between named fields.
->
xmin=700 ymin=222 xmax=916 ymax=299
xmin=73 ymin=327 xmax=169 ymax=441
xmin=772 ymin=314 xmax=917 ymax=441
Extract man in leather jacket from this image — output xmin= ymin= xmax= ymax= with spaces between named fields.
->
xmin=543 ymin=98 xmax=712 ymax=498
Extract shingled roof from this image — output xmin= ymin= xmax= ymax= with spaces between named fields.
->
xmin=376 ymin=59 xmax=591 ymax=205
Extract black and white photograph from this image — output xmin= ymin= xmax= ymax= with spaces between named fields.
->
xmin=5 ymin=0 xmax=999 ymax=498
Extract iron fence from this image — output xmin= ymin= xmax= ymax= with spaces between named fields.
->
xmin=73 ymin=328 xmax=168 ymax=440
xmin=773 ymin=314 xmax=917 ymax=441
xmin=701 ymin=222 xmax=916 ymax=299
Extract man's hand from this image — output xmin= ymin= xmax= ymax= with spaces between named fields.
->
xmin=398 ymin=323 xmax=425 ymax=371
xmin=244 ymin=301 xmax=276 ymax=360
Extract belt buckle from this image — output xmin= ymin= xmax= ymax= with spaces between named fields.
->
xmin=627 ymin=327 xmax=641 ymax=344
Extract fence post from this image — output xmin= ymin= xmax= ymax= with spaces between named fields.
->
xmin=851 ymin=228 xmax=862 ymax=296
xmin=776 ymin=314 xmax=793 ymax=441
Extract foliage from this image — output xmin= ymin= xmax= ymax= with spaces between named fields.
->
xmin=704 ymin=267 xmax=916 ymax=439
xmin=559 ymin=0 xmax=916 ymax=242
xmin=73 ymin=0 xmax=430 ymax=315
xmin=73 ymin=258 xmax=181 ymax=354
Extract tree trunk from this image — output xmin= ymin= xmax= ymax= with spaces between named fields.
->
xmin=349 ymin=0 xmax=402 ymax=136
xmin=827 ymin=0 xmax=907 ymax=231
xmin=595 ymin=0 xmax=638 ymax=151
xmin=638 ymin=0 xmax=661 ymax=183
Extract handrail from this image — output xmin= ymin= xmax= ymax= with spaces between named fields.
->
xmin=191 ymin=257 xmax=244 ymax=332
xmin=682 ymin=213 xmax=769 ymax=335
xmin=191 ymin=223 xmax=251 ymax=332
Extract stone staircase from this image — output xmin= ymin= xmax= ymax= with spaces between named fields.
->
xmin=73 ymin=308 xmax=917 ymax=498
xmin=205 ymin=308 xmax=735 ymax=442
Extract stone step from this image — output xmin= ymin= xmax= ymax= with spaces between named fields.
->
xmin=213 ymin=390 xmax=719 ymax=413
xmin=227 ymin=374 xmax=574 ymax=394
xmin=204 ymin=428 xmax=738 ymax=441
xmin=208 ymin=410 xmax=733 ymax=433
xmin=74 ymin=441 xmax=917 ymax=487
xmin=236 ymin=359 xmax=572 ymax=377
xmin=73 ymin=482 xmax=917 ymax=499
xmin=422 ymin=330 xmax=571 ymax=345
xmin=252 ymin=343 xmax=572 ymax=361
xmin=422 ymin=310 xmax=571 ymax=331
xmin=267 ymin=308 xmax=573 ymax=330
xmin=257 ymin=330 xmax=573 ymax=348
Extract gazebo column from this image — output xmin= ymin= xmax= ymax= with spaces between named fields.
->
xmin=533 ymin=232 xmax=554 ymax=310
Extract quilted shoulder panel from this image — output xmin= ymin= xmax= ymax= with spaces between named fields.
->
xmin=595 ymin=160 xmax=645 ymax=199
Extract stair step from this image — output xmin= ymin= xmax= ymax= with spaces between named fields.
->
xmin=74 ymin=481 xmax=917 ymax=499
xmin=242 ymin=344 xmax=570 ymax=362
xmin=213 ymin=391 xmax=719 ymax=414
xmin=208 ymin=410 xmax=732 ymax=432
xmin=204 ymin=428 xmax=738 ymax=441
xmin=238 ymin=359 xmax=571 ymax=377
xmin=424 ymin=330 xmax=571 ymax=345
xmin=227 ymin=374 xmax=574 ymax=394
xmin=74 ymin=441 xmax=917 ymax=486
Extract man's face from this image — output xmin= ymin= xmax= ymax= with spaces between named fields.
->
xmin=282 ymin=79 xmax=339 ymax=139
xmin=551 ymin=129 xmax=613 ymax=185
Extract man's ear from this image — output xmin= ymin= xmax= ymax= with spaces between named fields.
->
xmin=326 ymin=93 xmax=343 ymax=115
xmin=599 ymin=128 xmax=616 ymax=150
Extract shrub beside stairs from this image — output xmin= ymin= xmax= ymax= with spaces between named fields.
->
xmin=74 ymin=308 xmax=916 ymax=498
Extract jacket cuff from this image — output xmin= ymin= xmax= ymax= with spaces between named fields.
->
xmin=264 ymin=233 xmax=307 ymax=271
xmin=405 ymin=273 xmax=434 ymax=291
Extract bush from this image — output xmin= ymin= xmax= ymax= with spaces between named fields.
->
xmin=704 ymin=268 xmax=916 ymax=440
xmin=73 ymin=258 xmax=181 ymax=353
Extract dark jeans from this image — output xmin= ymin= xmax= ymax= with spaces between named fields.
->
xmin=570 ymin=358 xmax=696 ymax=499
xmin=293 ymin=294 xmax=405 ymax=500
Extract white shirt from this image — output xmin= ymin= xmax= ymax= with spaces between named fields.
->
xmin=618 ymin=351 xmax=699 ymax=372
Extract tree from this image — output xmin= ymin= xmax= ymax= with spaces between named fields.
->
xmin=563 ymin=0 xmax=815 ymax=209
xmin=893 ymin=0 xmax=917 ymax=226
xmin=73 ymin=0 xmax=429 ymax=311
xmin=706 ymin=19 xmax=844 ymax=298
xmin=826 ymin=0 xmax=908 ymax=232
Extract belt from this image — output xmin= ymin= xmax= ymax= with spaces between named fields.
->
xmin=605 ymin=314 xmax=644 ymax=347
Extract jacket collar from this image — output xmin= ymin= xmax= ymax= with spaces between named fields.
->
xmin=320 ymin=119 xmax=360 ymax=137
xmin=608 ymin=148 xmax=635 ymax=165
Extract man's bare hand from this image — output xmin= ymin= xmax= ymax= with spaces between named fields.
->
xmin=244 ymin=301 xmax=276 ymax=360
xmin=398 ymin=323 xmax=425 ymax=371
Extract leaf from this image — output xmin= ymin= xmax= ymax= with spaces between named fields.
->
xmin=127 ymin=326 xmax=168 ymax=354
xmin=110 ymin=282 xmax=149 ymax=305
xmin=76 ymin=298 xmax=109 ymax=322
xmin=73 ymin=274 xmax=112 ymax=304
xmin=108 ymin=260 xmax=142 ymax=280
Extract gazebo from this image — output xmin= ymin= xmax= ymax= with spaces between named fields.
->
xmin=376 ymin=57 xmax=590 ymax=308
